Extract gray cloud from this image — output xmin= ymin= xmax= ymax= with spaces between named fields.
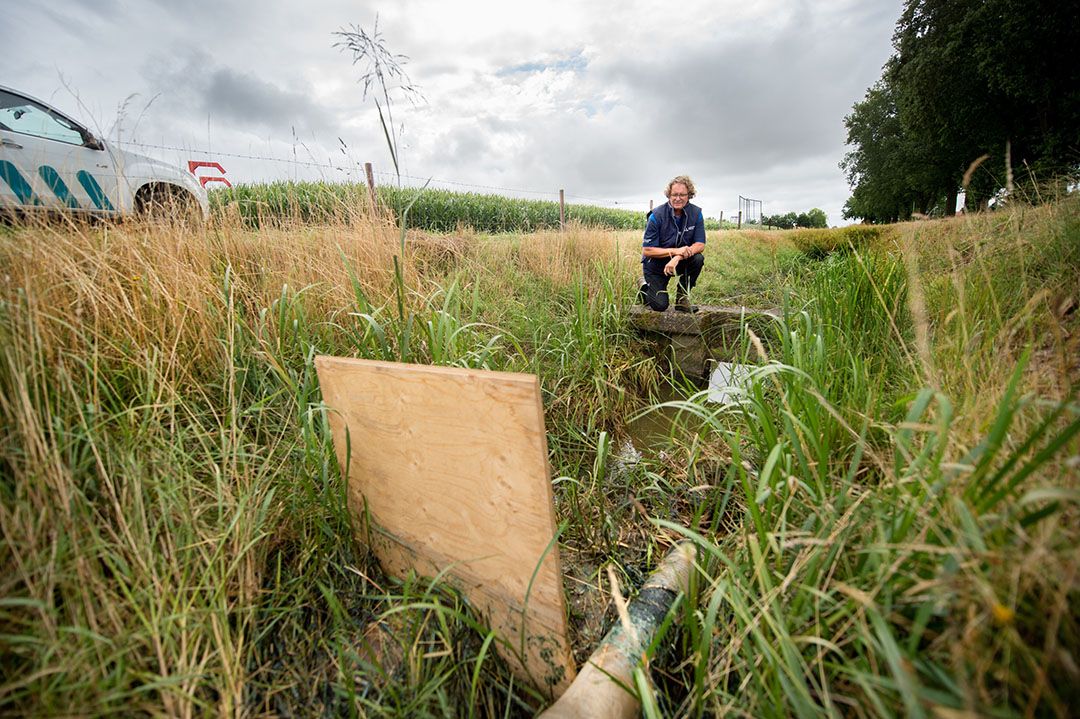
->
xmin=9 ymin=0 xmax=905 ymax=224
xmin=420 ymin=0 xmax=903 ymax=221
xmin=203 ymin=67 xmax=337 ymax=137
xmin=138 ymin=50 xmax=339 ymax=140
xmin=591 ymin=5 xmax=889 ymax=173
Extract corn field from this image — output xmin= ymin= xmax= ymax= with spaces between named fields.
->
xmin=210 ymin=180 xmax=722 ymax=233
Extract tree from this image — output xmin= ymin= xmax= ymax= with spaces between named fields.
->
xmin=842 ymin=0 xmax=1080 ymax=222
xmin=841 ymin=78 xmax=939 ymax=223
xmin=763 ymin=210 xmax=826 ymax=228
xmin=806 ymin=208 xmax=828 ymax=228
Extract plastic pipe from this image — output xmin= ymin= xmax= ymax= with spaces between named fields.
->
xmin=538 ymin=541 xmax=696 ymax=719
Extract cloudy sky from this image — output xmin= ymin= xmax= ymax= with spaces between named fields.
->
xmin=4 ymin=0 xmax=904 ymax=225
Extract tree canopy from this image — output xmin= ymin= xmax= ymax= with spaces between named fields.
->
xmin=763 ymin=209 xmax=828 ymax=229
xmin=842 ymin=0 xmax=1079 ymax=223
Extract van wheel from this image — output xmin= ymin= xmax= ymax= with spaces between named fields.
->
xmin=135 ymin=184 xmax=201 ymax=224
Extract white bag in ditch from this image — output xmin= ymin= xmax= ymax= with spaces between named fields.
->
xmin=707 ymin=361 xmax=754 ymax=404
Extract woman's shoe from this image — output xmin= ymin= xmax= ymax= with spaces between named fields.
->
xmin=674 ymin=292 xmax=698 ymax=313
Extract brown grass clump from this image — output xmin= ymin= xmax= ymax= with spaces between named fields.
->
xmin=0 ymin=216 xmax=439 ymax=367
xmin=497 ymin=224 xmax=641 ymax=285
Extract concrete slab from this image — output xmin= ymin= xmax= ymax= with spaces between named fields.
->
xmin=629 ymin=304 xmax=780 ymax=380
xmin=628 ymin=304 xmax=779 ymax=334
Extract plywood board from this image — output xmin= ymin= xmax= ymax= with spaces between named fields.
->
xmin=315 ymin=357 xmax=575 ymax=696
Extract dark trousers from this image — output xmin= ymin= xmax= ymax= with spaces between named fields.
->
xmin=641 ymin=253 xmax=704 ymax=311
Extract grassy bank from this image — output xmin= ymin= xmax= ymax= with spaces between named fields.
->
xmin=652 ymin=206 xmax=1079 ymax=716
xmin=0 ymin=198 xmax=1077 ymax=716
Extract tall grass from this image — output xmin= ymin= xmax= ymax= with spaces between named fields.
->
xmin=1 ymin=196 xmax=1077 ymax=716
xmin=0 ymin=212 xmax=656 ymax=715
xmin=640 ymin=198 xmax=1079 ymax=717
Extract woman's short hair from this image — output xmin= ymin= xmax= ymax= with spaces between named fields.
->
xmin=664 ymin=175 xmax=697 ymax=199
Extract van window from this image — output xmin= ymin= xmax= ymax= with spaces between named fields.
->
xmin=0 ymin=90 xmax=86 ymax=146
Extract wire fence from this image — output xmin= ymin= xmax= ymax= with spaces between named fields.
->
xmin=115 ymin=138 xmax=766 ymax=232
xmin=114 ymin=139 xmax=653 ymax=210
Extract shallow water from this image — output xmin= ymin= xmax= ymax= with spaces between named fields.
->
xmin=625 ymin=361 xmax=754 ymax=450
xmin=624 ymin=382 xmax=688 ymax=449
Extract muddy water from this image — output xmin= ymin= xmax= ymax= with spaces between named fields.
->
xmin=624 ymin=361 xmax=754 ymax=449
xmin=623 ymin=381 xmax=702 ymax=453
xmin=625 ymin=390 xmax=689 ymax=448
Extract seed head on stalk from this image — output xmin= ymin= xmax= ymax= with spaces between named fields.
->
xmin=334 ymin=16 xmax=429 ymax=355
xmin=333 ymin=16 xmax=424 ymax=180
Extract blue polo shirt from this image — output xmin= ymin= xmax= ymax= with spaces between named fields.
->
xmin=642 ymin=201 xmax=706 ymax=273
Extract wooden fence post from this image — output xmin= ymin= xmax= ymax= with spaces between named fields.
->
xmin=559 ymin=189 xmax=565 ymax=231
xmin=737 ymin=211 xmax=742 ymax=229
xmin=719 ymin=210 xmax=723 ymax=225
xmin=364 ymin=162 xmax=377 ymax=210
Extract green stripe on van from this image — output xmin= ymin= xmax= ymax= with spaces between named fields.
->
xmin=76 ymin=170 xmax=115 ymax=211
xmin=39 ymin=166 xmax=80 ymax=209
xmin=0 ymin=160 xmax=42 ymax=205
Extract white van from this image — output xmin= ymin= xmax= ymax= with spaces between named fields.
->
xmin=0 ymin=85 xmax=209 ymax=220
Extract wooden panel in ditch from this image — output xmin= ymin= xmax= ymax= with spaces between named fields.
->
xmin=314 ymin=357 xmax=575 ymax=696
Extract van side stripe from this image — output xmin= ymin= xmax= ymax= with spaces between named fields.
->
xmin=39 ymin=166 xmax=80 ymax=209
xmin=0 ymin=160 xmax=42 ymax=205
xmin=76 ymin=171 xmax=115 ymax=211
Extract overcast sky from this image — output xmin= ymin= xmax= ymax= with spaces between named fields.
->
xmin=4 ymin=0 xmax=904 ymax=225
